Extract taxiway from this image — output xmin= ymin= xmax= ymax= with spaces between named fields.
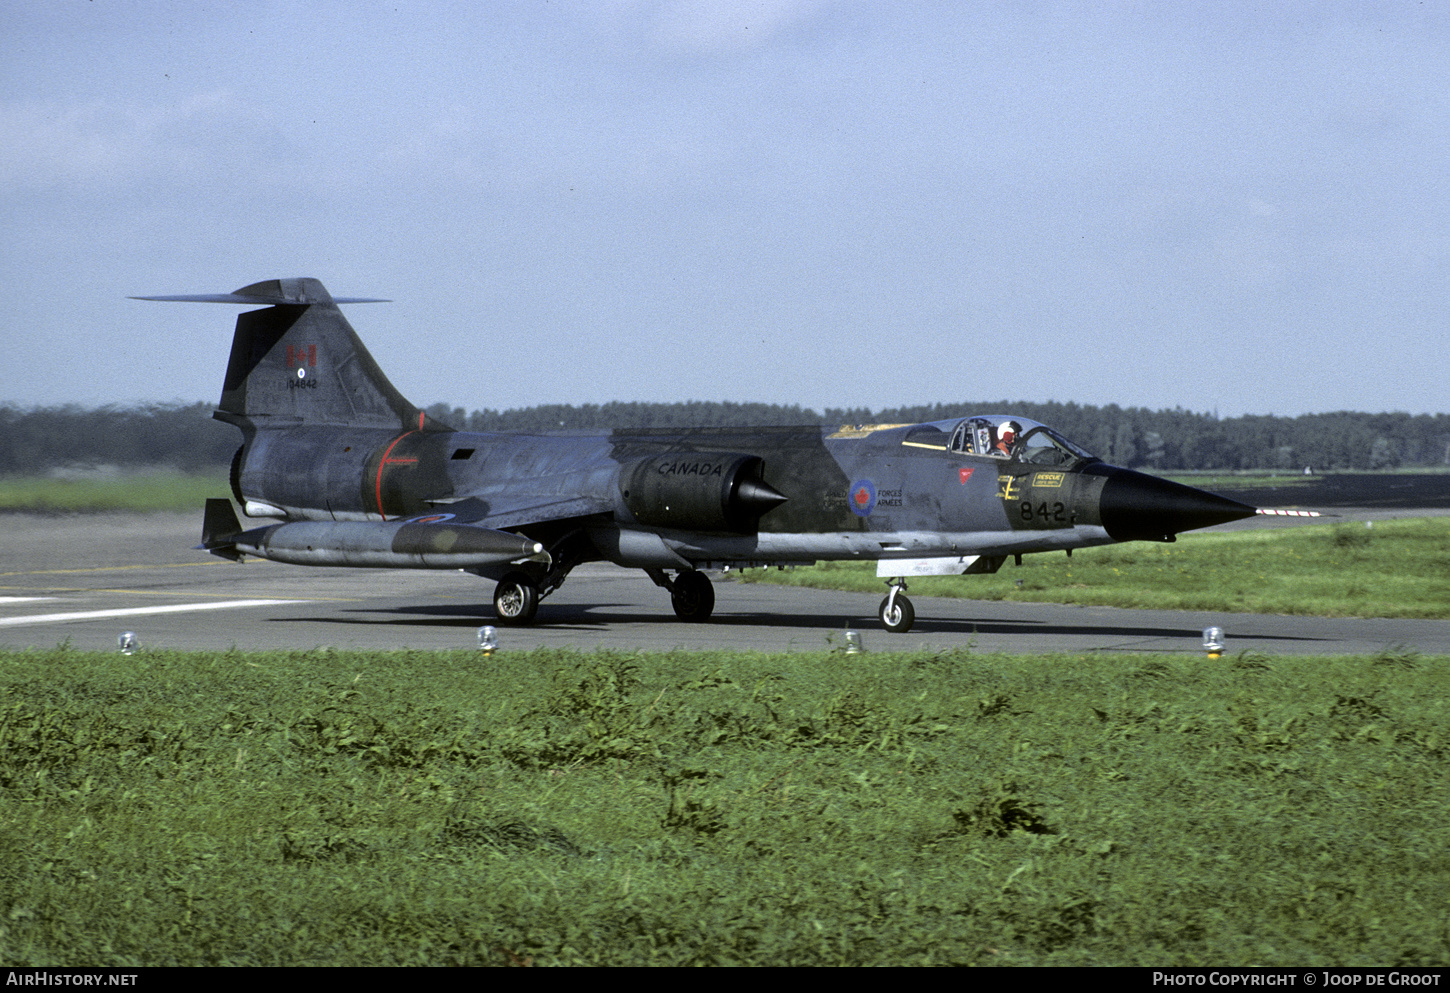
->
xmin=3 ymin=511 xmax=1448 ymax=656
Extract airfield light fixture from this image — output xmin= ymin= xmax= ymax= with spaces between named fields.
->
xmin=477 ymin=625 xmax=498 ymax=655
xmin=844 ymin=628 xmax=864 ymax=654
xmin=118 ymin=631 xmax=138 ymax=655
xmin=1202 ymin=626 xmax=1225 ymax=659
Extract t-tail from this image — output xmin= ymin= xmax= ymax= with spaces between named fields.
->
xmin=133 ymin=278 xmax=447 ymax=433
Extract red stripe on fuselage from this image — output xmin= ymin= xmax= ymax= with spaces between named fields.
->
xmin=373 ymin=431 xmax=420 ymax=520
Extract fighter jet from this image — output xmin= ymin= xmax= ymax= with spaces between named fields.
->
xmin=136 ymin=278 xmax=1271 ymax=633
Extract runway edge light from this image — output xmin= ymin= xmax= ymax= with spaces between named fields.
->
xmin=477 ymin=625 xmax=498 ymax=655
xmin=1202 ymin=626 xmax=1224 ymax=659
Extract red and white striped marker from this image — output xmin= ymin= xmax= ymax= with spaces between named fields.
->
xmin=1255 ymin=508 xmax=1323 ymax=517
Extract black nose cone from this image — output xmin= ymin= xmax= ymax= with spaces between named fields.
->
xmin=1094 ymin=466 xmax=1256 ymax=542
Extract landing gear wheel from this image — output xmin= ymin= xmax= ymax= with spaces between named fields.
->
xmin=671 ymin=569 xmax=716 ymax=621
xmin=879 ymin=592 xmax=915 ymax=634
xmin=493 ymin=572 xmax=540 ymax=626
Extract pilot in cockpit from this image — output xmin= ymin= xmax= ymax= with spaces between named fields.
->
xmin=992 ymin=421 xmax=1021 ymax=458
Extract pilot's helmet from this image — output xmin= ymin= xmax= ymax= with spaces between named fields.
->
xmin=999 ymin=421 xmax=1020 ymax=442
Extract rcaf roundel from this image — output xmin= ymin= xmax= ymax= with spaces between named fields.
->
xmin=848 ymin=479 xmax=877 ymax=516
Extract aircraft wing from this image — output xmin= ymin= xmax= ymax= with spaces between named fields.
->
xmin=423 ymin=493 xmax=617 ymax=531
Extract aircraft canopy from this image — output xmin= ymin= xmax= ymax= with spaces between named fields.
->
xmin=947 ymin=416 xmax=1096 ymax=465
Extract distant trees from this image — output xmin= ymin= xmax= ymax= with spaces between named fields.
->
xmin=415 ymin=401 xmax=1450 ymax=471
xmin=0 ymin=402 xmax=237 ymax=475
xmin=3 ymin=399 xmax=1447 ymax=475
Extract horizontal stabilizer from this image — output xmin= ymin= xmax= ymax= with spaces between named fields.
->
xmin=131 ymin=294 xmax=390 ymax=304
xmin=132 ymin=278 xmax=388 ymax=306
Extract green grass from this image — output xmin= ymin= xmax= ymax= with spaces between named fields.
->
xmin=739 ymin=518 xmax=1450 ymax=619
xmin=1159 ymin=472 xmax=1320 ymax=490
xmin=2 ymin=646 xmax=1447 ymax=966
xmin=1160 ymin=468 xmax=1450 ymax=492
xmin=0 ymin=471 xmax=227 ymax=513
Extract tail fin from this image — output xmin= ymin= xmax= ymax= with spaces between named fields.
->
xmin=135 ymin=278 xmax=447 ymax=431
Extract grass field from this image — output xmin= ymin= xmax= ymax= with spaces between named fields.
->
xmin=0 ymin=470 xmax=226 ymax=514
xmin=1160 ymin=472 xmax=1322 ymax=491
xmin=739 ymin=517 xmax=1450 ymax=620
xmin=1162 ymin=468 xmax=1450 ymax=490
xmin=2 ymin=645 xmax=1446 ymax=966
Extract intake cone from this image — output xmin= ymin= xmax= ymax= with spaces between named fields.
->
xmin=734 ymin=476 xmax=789 ymax=515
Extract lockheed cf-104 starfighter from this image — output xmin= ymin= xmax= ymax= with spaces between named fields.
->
xmin=136 ymin=278 xmax=1271 ymax=632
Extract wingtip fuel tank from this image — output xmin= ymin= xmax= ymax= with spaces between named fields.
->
xmin=244 ymin=519 xmax=549 ymax=570
xmin=201 ymin=498 xmax=547 ymax=570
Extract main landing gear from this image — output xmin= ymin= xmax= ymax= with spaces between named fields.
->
xmin=879 ymin=578 xmax=915 ymax=634
xmin=648 ymin=568 xmax=716 ymax=621
xmin=492 ymin=571 xmax=540 ymax=626
xmin=490 ymin=531 xmax=593 ymax=626
xmin=495 ymin=568 xmax=720 ymax=626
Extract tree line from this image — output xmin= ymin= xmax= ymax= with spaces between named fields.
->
xmin=2 ymin=399 xmax=1447 ymax=475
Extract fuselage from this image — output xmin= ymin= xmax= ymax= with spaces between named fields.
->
xmin=231 ymin=414 xmax=1245 ymax=575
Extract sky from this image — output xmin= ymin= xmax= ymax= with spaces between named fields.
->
xmin=3 ymin=1 xmax=1447 ymax=419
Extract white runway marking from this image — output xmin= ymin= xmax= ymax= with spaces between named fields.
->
xmin=0 ymin=597 xmax=57 ymax=603
xmin=0 ymin=600 xmax=308 ymax=628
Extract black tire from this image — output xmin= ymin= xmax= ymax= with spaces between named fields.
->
xmin=229 ymin=446 xmax=246 ymax=506
xmin=671 ymin=569 xmax=715 ymax=621
xmin=878 ymin=592 xmax=915 ymax=633
xmin=494 ymin=572 xmax=540 ymax=626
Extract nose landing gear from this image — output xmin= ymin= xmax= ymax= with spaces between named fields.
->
xmin=879 ymin=578 xmax=915 ymax=633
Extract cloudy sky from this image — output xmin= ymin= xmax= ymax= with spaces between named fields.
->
xmin=4 ymin=1 xmax=1447 ymax=419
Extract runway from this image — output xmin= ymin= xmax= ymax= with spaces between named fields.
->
xmin=3 ymin=511 xmax=1449 ymax=656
